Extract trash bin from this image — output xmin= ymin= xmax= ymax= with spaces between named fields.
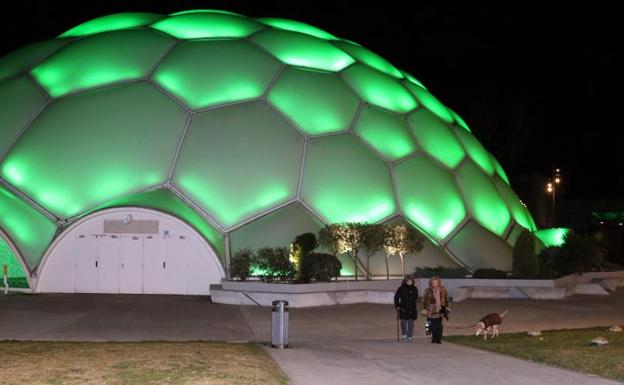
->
xmin=271 ymin=300 xmax=289 ymax=348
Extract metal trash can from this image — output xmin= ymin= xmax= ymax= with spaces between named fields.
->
xmin=271 ymin=300 xmax=289 ymax=348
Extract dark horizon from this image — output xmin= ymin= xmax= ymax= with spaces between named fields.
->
xmin=1 ymin=1 xmax=621 ymax=202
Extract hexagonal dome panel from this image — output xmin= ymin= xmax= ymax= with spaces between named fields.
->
xmin=153 ymin=39 xmax=280 ymax=109
xmin=251 ymin=29 xmax=355 ymax=72
xmin=0 ymin=10 xmax=539 ymax=281
xmin=1 ymin=82 xmax=187 ymax=218
xmin=343 ymin=64 xmax=417 ymax=113
xmin=456 ymin=161 xmax=511 ymax=236
xmin=0 ymin=39 xmax=70 ymax=83
xmin=172 ymin=101 xmax=304 ymax=229
xmin=150 ymin=11 xmax=263 ymax=39
xmin=0 ymin=76 xmax=48 ymax=157
xmin=408 ymin=108 xmax=466 ymax=169
xmin=301 ymin=135 xmax=396 ymax=223
xmin=355 ymin=105 xmax=417 ymax=161
xmin=31 ymin=29 xmax=175 ymax=97
xmin=394 ymin=155 xmax=466 ymax=241
xmin=268 ymin=67 xmax=359 ymax=135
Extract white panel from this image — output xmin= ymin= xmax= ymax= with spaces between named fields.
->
xmin=186 ymin=237 xmax=219 ymax=295
xmin=120 ymin=236 xmax=143 ymax=294
xmin=97 ymin=236 xmax=121 ymax=293
xmin=143 ymin=236 xmax=166 ymax=294
xmin=74 ymin=236 xmax=98 ymax=293
xmin=37 ymin=208 xmax=225 ymax=295
xmin=165 ymin=236 xmax=189 ymax=295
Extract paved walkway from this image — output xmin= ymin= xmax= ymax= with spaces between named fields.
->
xmin=1 ymin=290 xmax=623 ymax=384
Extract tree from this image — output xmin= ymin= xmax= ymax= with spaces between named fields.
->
xmin=383 ymin=224 xmax=424 ymax=278
xmin=291 ymin=232 xmax=318 ymax=279
xmin=229 ymin=248 xmax=254 ymax=281
xmin=512 ymin=229 xmax=539 ymax=277
xmin=318 ymin=223 xmax=365 ymax=280
xmin=360 ymin=223 xmax=385 ymax=280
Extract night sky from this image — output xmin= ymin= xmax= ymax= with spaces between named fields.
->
xmin=1 ymin=1 xmax=621 ymax=202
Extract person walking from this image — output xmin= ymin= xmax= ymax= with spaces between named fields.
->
xmin=394 ymin=277 xmax=419 ymax=342
xmin=422 ymin=276 xmax=448 ymax=344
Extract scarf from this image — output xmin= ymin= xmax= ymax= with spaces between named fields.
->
xmin=433 ymin=287 xmax=441 ymax=312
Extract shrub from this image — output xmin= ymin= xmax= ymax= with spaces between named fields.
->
xmin=512 ymin=230 xmax=540 ymax=278
xmin=537 ymin=232 xmax=609 ymax=278
xmin=291 ymin=232 xmax=318 ymax=276
xmin=229 ymin=249 xmax=254 ymax=281
xmin=412 ymin=266 xmax=469 ymax=278
xmin=472 ymin=268 xmax=508 ymax=279
xmin=299 ymin=252 xmax=342 ymax=283
xmin=254 ymin=247 xmax=295 ymax=283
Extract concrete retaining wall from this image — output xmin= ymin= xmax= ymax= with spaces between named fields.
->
xmin=211 ymin=271 xmax=624 ymax=307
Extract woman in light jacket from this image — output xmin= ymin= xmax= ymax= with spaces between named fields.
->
xmin=422 ymin=276 xmax=448 ymax=344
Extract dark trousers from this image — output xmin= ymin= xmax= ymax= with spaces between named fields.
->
xmin=429 ymin=318 xmax=443 ymax=343
xmin=400 ymin=319 xmax=414 ymax=337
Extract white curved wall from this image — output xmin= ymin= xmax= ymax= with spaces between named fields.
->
xmin=36 ymin=208 xmax=224 ymax=295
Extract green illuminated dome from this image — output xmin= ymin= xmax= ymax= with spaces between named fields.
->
xmin=0 ymin=10 xmax=538 ymax=282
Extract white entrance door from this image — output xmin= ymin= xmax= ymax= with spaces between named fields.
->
xmin=143 ymin=236 xmax=166 ymax=294
xmin=120 ymin=236 xmax=143 ymax=294
xmin=165 ymin=236 xmax=189 ymax=295
xmin=186 ymin=239 xmax=212 ymax=295
xmin=74 ymin=236 xmax=98 ymax=293
xmin=97 ymin=236 xmax=121 ymax=293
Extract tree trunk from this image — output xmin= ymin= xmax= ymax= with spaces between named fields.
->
xmin=400 ymin=253 xmax=405 ymax=277
xmin=353 ymin=253 xmax=358 ymax=281
xmin=366 ymin=255 xmax=371 ymax=280
xmin=385 ymin=254 xmax=390 ymax=280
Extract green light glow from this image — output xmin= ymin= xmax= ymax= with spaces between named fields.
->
xmin=448 ymin=108 xmax=471 ymax=132
xmin=0 ymin=39 xmax=69 ymax=83
xmin=454 ymin=128 xmax=495 ymax=176
xmin=403 ymin=82 xmax=454 ymax=123
xmin=394 ymin=156 xmax=466 ymax=241
xmin=355 ymin=106 xmax=417 ymax=161
xmin=169 ymin=10 xmax=243 ymax=17
xmin=401 ymin=70 xmax=426 ymax=89
xmin=91 ymin=188 xmax=225 ymax=258
xmin=153 ymin=40 xmax=279 ymax=109
xmin=302 ymin=135 xmax=396 ymax=223
xmin=151 ymin=12 xmax=262 ymax=39
xmin=534 ymin=228 xmax=570 ymax=247
xmin=0 ymin=237 xmax=27 ymax=281
xmin=343 ymin=64 xmax=417 ymax=113
xmin=456 ymin=162 xmax=511 ymax=236
xmin=252 ymin=29 xmax=355 ymax=72
xmin=407 ymin=108 xmax=465 ymax=169
xmin=0 ymin=76 xmax=48 ymax=157
xmin=0 ymin=185 xmax=56 ymax=268
xmin=268 ymin=67 xmax=359 ymax=135
xmin=490 ymin=154 xmax=510 ymax=185
xmin=1 ymin=83 xmax=187 ymax=218
xmin=256 ymin=17 xmax=337 ymax=40
xmin=31 ymin=29 xmax=174 ymax=97
xmin=335 ymin=40 xmax=404 ymax=78
xmin=493 ymin=178 xmax=536 ymax=232
xmin=59 ymin=13 xmax=163 ymax=38
xmin=172 ymin=102 xmax=302 ymax=229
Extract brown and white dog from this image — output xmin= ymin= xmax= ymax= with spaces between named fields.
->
xmin=475 ymin=311 xmax=508 ymax=340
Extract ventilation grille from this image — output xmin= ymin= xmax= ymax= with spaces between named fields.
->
xmin=103 ymin=220 xmax=159 ymax=234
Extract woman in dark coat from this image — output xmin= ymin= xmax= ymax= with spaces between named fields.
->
xmin=394 ymin=277 xmax=418 ymax=342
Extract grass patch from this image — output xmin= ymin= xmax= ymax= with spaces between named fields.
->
xmin=446 ymin=327 xmax=624 ymax=381
xmin=0 ymin=341 xmax=289 ymax=385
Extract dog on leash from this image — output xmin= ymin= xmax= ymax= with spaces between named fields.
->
xmin=475 ymin=311 xmax=508 ymax=340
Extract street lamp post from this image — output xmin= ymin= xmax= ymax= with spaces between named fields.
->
xmin=546 ymin=168 xmax=561 ymax=227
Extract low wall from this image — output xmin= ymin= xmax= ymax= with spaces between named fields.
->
xmin=210 ymin=271 xmax=624 ymax=307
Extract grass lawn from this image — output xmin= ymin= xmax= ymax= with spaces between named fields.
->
xmin=0 ymin=341 xmax=289 ymax=385
xmin=446 ymin=327 xmax=624 ymax=381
